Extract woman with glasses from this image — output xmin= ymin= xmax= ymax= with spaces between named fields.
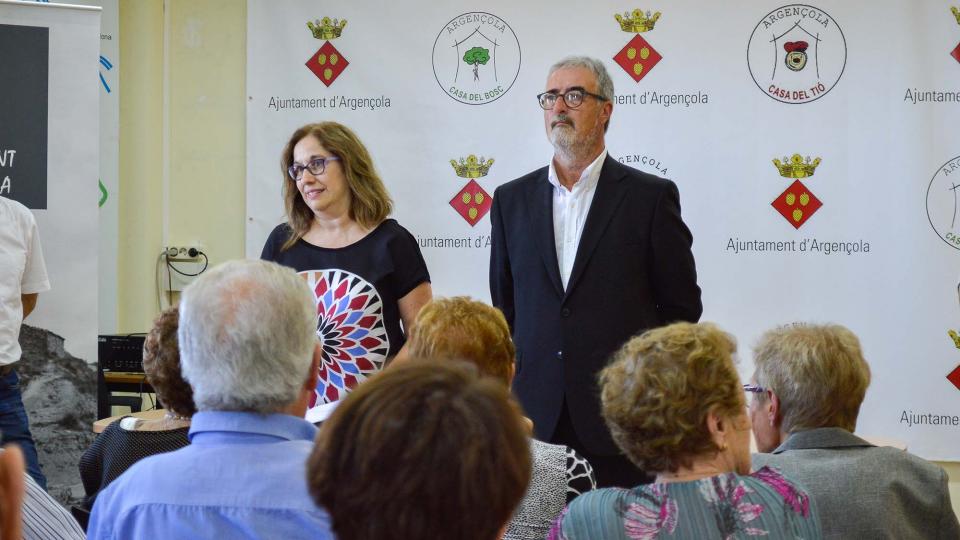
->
xmin=548 ymin=322 xmax=822 ymax=539
xmin=261 ymin=122 xmax=431 ymax=411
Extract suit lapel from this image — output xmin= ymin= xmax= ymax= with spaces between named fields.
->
xmin=563 ymin=157 xmax=628 ymax=299
xmin=528 ymin=174 xmax=564 ymax=297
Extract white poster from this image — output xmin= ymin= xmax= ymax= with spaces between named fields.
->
xmin=248 ymin=0 xmax=960 ymax=460
xmin=0 ymin=0 xmax=100 ymax=364
xmin=57 ymin=0 xmax=119 ymax=334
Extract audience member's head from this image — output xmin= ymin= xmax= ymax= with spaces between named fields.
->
xmin=600 ymin=322 xmax=749 ymax=476
xmin=406 ymin=296 xmax=514 ymax=385
xmin=308 ymin=361 xmax=532 ymax=540
xmin=178 ymin=259 xmax=319 ymax=415
xmin=750 ymin=323 xmax=870 ymax=453
xmin=142 ymin=306 xmax=196 ymax=418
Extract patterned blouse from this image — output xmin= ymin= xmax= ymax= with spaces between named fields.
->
xmin=79 ymin=418 xmax=190 ymax=510
xmin=504 ymin=440 xmax=597 ymax=540
xmin=548 ymin=466 xmax=821 ymax=539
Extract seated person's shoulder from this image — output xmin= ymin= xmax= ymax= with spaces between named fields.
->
xmin=557 ymin=485 xmax=675 ymax=536
xmin=756 ymin=444 xmax=947 ymax=479
xmin=869 ymin=445 xmax=950 ymax=479
xmin=747 ymin=466 xmax=814 ymax=497
xmin=750 ymin=451 xmax=783 ymax=469
xmin=563 ymin=486 xmax=633 ymax=517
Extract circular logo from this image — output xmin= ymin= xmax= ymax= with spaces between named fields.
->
xmin=747 ymin=5 xmax=846 ymax=104
xmin=300 ymin=269 xmax=390 ymax=405
xmin=926 ymin=156 xmax=960 ymax=250
xmin=432 ymin=12 xmax=521 ymax=105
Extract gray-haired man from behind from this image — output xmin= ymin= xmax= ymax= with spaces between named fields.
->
xmin=88 ymin=260 xmax=333 ymax=539
xmin=749 ymin=323 xmax=960 ymax=539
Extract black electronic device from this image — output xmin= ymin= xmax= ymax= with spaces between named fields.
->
xmin=98 ymin=334 xmax=146 ymax=373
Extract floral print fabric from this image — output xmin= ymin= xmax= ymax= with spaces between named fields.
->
xmin=548 ymin=466 xmax=820 ymax=540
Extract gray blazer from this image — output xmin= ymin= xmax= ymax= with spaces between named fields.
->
xmin=752 ymin=427 xmax=960 ymax=540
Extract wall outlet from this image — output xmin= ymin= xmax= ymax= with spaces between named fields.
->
xmin=163 ymin=245 xmax=206 ymax=291
xmin=165 ymin=245 xmax=202 ymax=261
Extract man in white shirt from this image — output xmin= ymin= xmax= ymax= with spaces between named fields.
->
xmin=489 ymin=56 xmax=702 ymax=487
xmin=0 ymin=196 xmax=50 ymax=488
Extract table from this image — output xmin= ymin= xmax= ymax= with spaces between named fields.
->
xmin=93 ymin=409 xmax=167 ymax=433
xmin=99 ymin=371 xmax=155 ymax=420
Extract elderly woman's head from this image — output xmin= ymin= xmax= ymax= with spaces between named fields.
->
xmin=308 ymin=360 xmax=531 ymax=540
xmin=406 ymin=297 xmax=514 ymax=386
xmin=600 ymin=322 xmax=748 ymax=475
xmin=751 ymin=323 xmax=869 ymax=446
xmin=142 ymin=307 xmax=196 ymax=418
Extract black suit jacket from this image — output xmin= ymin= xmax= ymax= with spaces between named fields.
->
xmin=489 ymin=155 xmax=702 ymax=455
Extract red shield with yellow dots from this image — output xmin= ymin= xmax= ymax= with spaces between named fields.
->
xmin=613 ymin=34 xmax=662 ymax=82
xmin=450 ymin=180 xmax=492 ymax=226
xmin=948 ymin=364 xmax=960 ymax=391
xmin=771 ymin=180 xmax=822 ymax=229
xmin=306 ymin=41 xmax=349 ymax=87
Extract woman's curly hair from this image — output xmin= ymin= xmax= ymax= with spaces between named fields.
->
xmin=142 ymin=307 xmax=196 ymax=418
xmin=599 ymin=322 xmax=741 ymax=473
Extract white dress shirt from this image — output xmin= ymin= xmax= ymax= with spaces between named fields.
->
xmin=547 ymin=150 xmax=607 ymax=289
xmin=0 ymin=196 xmax=50 ymax=366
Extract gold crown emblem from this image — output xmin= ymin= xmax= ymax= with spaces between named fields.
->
xmin=307 ymin=17 xmax=347 ymax=40
xmin=615 ymin=9 xmax=661 ymax=33
xmin=773 ymin=154 xmax=821 ymax=179
xmin=949 ymin=329 xmax=960 ymax=349
xmin=450 ymin=155 xmax=494 ymax=178
xmin=952 ymin=6 xmax=960 ymax=25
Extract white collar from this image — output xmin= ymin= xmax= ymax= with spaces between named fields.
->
xmin=547 ymin=149 xmax=607 ymax=192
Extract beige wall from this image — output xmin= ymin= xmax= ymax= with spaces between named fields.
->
xmin=117 ymin=0 xmax=245 ymax=333
xmin=115 ymin=0 xmax=960 ymax=521
xmin=117 ymin=0 xmax=164 ymax=332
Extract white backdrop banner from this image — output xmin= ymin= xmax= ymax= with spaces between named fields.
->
xmin=247 ymin=0 xmax=960 ymax=460
xmin=0 ymin=0 xmax=100 ymax=363
xmin=51 ymin=0 xmax=119 ymax=334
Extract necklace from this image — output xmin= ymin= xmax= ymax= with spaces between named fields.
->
xmin=164 ymin=411 xmax=190 ymax=422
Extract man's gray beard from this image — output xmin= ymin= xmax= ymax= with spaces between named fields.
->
xmin=549 ymin=125 xmax=576 ymax=156
xmin=550 ymin=124 xmax=601 ymax=162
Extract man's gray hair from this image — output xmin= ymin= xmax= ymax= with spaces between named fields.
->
xmin=549 ymin=56 xmax=615 ymax=102
xmin=178 ymin=259 xmax=316 ymax=413
xmin=752 ymin=323 xmax=871 ymax=433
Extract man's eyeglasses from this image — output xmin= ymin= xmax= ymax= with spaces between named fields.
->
xmin=743 ymin=383 xmax=766 ymax=396
xmin=287 ymin=156 xmax=341 ymax=181
xmin=537 ymin=89 xmax=608 ymax=110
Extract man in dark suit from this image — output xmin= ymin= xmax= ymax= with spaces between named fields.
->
xmin=750 ymin=324 xmax=960 ymax=539
xmin=489 ymin=56 xmax=702 ymax=487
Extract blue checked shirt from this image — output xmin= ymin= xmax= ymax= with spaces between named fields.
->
xmin=87 ymin=411 xmax=333 ymax=540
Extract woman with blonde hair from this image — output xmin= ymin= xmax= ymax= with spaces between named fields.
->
xmin=407 ymin=297 xmax=596 ymax=540
xmin=549 ymin=322 xmax=821 ymax=539
xmin=261 ymin=122 xmax=431 ymax=413
xmin=307 ymin=361 xmax=531 ymax=540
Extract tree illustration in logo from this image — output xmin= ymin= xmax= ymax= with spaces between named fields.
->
xmin=463 ymin=47 xmax=490 ymax=81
